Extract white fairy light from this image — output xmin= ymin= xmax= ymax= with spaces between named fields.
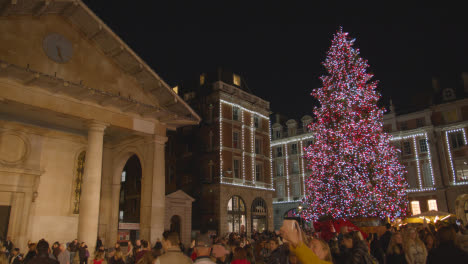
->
xmin=219 ymin=101 xmax=223 ymax=183
xmin=412 ymin=137 xmax=422 ymax=188
xmin=242 ymin=110 xmax=246 ymax=183
xmin=285 ymin=143 xmax=290 ymax=201
xmin=445 ymin=128 xmax=468 ymax=184
xmin=269 ymin=119 xmax=274 ymax=188
xmin=300 ymin=140 xmax=306 ymax=197
xmin=252 ymin=115 xmax=256 ymax=185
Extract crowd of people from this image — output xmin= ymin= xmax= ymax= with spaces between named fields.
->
xmin=1 ymin=220 xmax=467 ymax=264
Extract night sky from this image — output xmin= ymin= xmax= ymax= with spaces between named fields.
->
xmin=83 ymin=1 xmax=467 ymax=120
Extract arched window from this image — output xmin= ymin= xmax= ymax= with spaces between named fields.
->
xmin=227 ymin=196 xmax=246 ymax=233
xmin=73 ymin=151 xmax=86 ymax=214
xmin=251 ymin=198 xmax=268 ymax=232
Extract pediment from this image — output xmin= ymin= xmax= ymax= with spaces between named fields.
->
xmin=0 ymin=0 xmax=200 ymax=128
xmin=166 ymin=190 xmax=195 ymax=202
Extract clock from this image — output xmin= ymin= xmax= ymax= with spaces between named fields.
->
xmin=43 ymin=33 xmax=73 ymax=63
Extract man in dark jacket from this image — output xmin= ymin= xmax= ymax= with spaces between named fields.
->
xmin=427 ymin=226 xmax=468 ymax=264
xmin=9 ymin=248 xmax=22 ymax=264
xmin=379 ymin=223 xmax=393 ymax=253
xmin=265 ymin=238 xmax=289 ymax=264
xmin=29 ymin=240 xmax=60 ymax=264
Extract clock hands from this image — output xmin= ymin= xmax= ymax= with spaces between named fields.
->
xmin=56 ymin=46 xmax=64 ymax=62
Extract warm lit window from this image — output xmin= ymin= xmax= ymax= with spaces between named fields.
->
xmin=233 ymin=74 xmax=241 ymax=86
xmin=200 ymin=74 xmax=205 ymax=85
xmin=233 ymin=131 xmax=239 ymax=149
xmin=427 ymin=199 xmax=438 ymax=211
xmin=233 ymin=159 xmax=240 ymax=178
xmin=172 ymin=86 xmax=178 ymax=94
xmin=232 ymin=106 xmax=239 ymax=121
xmin=419 ymin=139 xmax=428 ymax=153
xmin=411 ymin=201 xmax=421 ymax=215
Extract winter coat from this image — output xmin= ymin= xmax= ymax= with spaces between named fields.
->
xmin=426 ymin=242 xmax=468 ymax=264
xmin=265 ymin=245 xmax=289 ymax=264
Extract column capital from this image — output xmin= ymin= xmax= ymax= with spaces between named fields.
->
xmin=85 ymin=120 xmax=108 ymax=132
xmin=152 ymin=135 xmax=168 ymax=145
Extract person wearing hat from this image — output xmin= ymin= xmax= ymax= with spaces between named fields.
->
xmin=29 ymin=240 xmax=60 ymax=264
xmin=157 ymin=232 xmax=191 ymax=264
xmin=193 ymin=234 xmax=215 ymax=264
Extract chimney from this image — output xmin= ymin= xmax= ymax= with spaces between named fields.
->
xmin=432 ymin=77 xmax=440 ymax=93
xmin=462 ymin=72 xmax=468 ymax=94
xmin=275 ymin=113 xmax=281 ymax=124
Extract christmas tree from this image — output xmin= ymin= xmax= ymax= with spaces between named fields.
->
xmin=302 ymin=28 xmax=408 ymax=222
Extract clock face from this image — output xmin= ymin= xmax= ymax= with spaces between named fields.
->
xmin=43 ymin=33 xmax=73 ymax=63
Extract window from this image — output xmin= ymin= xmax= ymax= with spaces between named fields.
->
xmin=292 ymin=182 xmax=301 ymax=197
xmin=400 ymin=122 xmax=408 ymax=131
xmin=419 ymin=139 xmax=428 ymax=153
xmin=288 ymin=127 xmax=296 ymax=136
xmin=416 ymin=118 xmax=425 ymax=128
xmin=291 ymin=143 xmax=298 ymax=154
xmin=292 ymin=160 xmax=300 ymax=174
xmin=232 ymin=106 xmax=239 ymax=121
xmin=119 ymin=210 xmax=124 ymax=221
xmin=121 ymin=171 xmax=126 ymax=182
xmin=227 ymin=196 xmax=246 ymax=233
xmin=427 ymin=199 xmax=438 ymax=211
xmin=306 ymin=140 xmax=314 ymax=148
xmin=255 ymin=138 xmax=262 ymax=154
xmin=233 ymin=74 xmax=241 ymax=86
xmin=209 ymin=161 xmax=214 ymax=181
xmin=275 ymin=130 xmax=281 ymax=139
xmin=169 ymin=167 xmax=175 ymax=184
xmin=209 ymin=130 xmax=214 ymax=151
xmin=254 ymin=115 xmax=260 ymax=128
xmin=411 ymin=201 xmax=421 ymax=215
xmin=403 ymin=142 xmax=412 ymax=155
xmin=406 ymin=165 xmax=418 ymax=188
xmin=251 ymin=198 xmax=268 ymax=232
xmin=455 ymin=159 xmax=468 ymax=182
xmin=450 ymin=132 xmax=465 ymax=149
xmin=276 ymin=183 xmax=284 ymax=198
xmin=422 ymin=163 xmax=433 ymax=187
xmin=276 ymin=162 xmax=284 ymax=177
xmin=233 ymin=159 xmax=240 ymax=178
xmin=276 ymin=146 xmax=283 ymax=157
xmin=233 ymin=132 xmax=239 ymax=149
xmin=255 ymin=164 xmax=263 ymax=182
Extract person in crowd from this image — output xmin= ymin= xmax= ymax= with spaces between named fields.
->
xmin=402 ymin=228 xmax=427 ymax=264
xmin=192 ymin=233 xmax=215 ymax=264
xmin=308 ymin=238 xmax=332 ymax=263
xmin=92 ymin=250 xmax=105 ymax=264
xmin=58 ymin=244 xmax=70 ymax=264
xmin=23 ymin=243 xmax=37 ymax=264
xmin=212 ymin=244 xmax=229 ymax=264
xmin=231 ymin=247 xmax=250 ymax=264
xmin=68 ymin=240 xmax=78 ymax=264
xmin=78 ymin=242 xmax=88 ymax=264
xmin=29 ymin=239 xmax=59 ymax=264
xmin=423 ymin=233 xmax=435 ymax=253
xmin=452 ymin=223 xmax=468 ymax=252
xmin=340 ymin=231 xmax=375 ymax=264
xmin=369 ymin=233 xmax=384 ymax=264
xmin=8 ymin=248 xmax=21 ymax=264
xmin=280 ymin=219 xmax=332 ymax=264
xmin=1 ymin=250 xmax=8 ymax=264
xmin=124 ymin=242 xmax=134 ymax=264
xmin=427 ymin=225 xmax=468 ymax=264
xmin=158 ymin=232 xmax=191 ymax=264
xmin=134 ymin=241 xmax=148 ymax=264
xmin=95 ymin=238 xmax=102 ymax=253
xmin=265 ymin=238 xmax=288 ymax=264
xmin=386 ymin=232 xmax=407 ymax=264
xmin=50 ymin=242 xmax=60 ymax=261
xmin=110 ymin=250 xmax=125 ymax=264
xmin=243 ymin=244 xmax=255 ymax=264
xmin=4 ymin=238 xmax=13 ymax=258
xmin=379 ymin=223 xmax=393 ymax=253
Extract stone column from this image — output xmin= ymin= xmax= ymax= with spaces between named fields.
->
xmin=150 ymin=135 xmax=167 ymax=244
xmin=17 ymin=191 xmax=33 ymax=252
xmin=108 ymin=183 xmax=121 ymax=247
xmin=78 ymin=121 xmax=107 ymax=253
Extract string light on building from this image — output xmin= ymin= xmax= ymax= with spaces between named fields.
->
xmin=445 ymin=127 xmax=468 ymax=185
xmin=425 ymin=132 xmax=436 ymax=188
xmin=300 ymin=140 xmax=306 ymax=198
xmin=242 ymin=110 xmax=246 ymax=183
xmin=219 ymin=101 xmax=223 ymax=183
xmin=269 ymin=119 xmax=274 ymax=188
xmin=285 ymin=142 xmax=290 ymax=201
xmin=412 ymin=137 xmax=422 ymax=188
xmin=251 ymin=116 xmax=256 ymax=185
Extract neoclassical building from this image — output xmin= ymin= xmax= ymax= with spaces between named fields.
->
xmin=271 ymin=75 xmax=468 ymax=228
xmin=173 ymin=69 xmax=274 ymax=235
xmin=0 ymin=0 xmax=200 ymax=252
